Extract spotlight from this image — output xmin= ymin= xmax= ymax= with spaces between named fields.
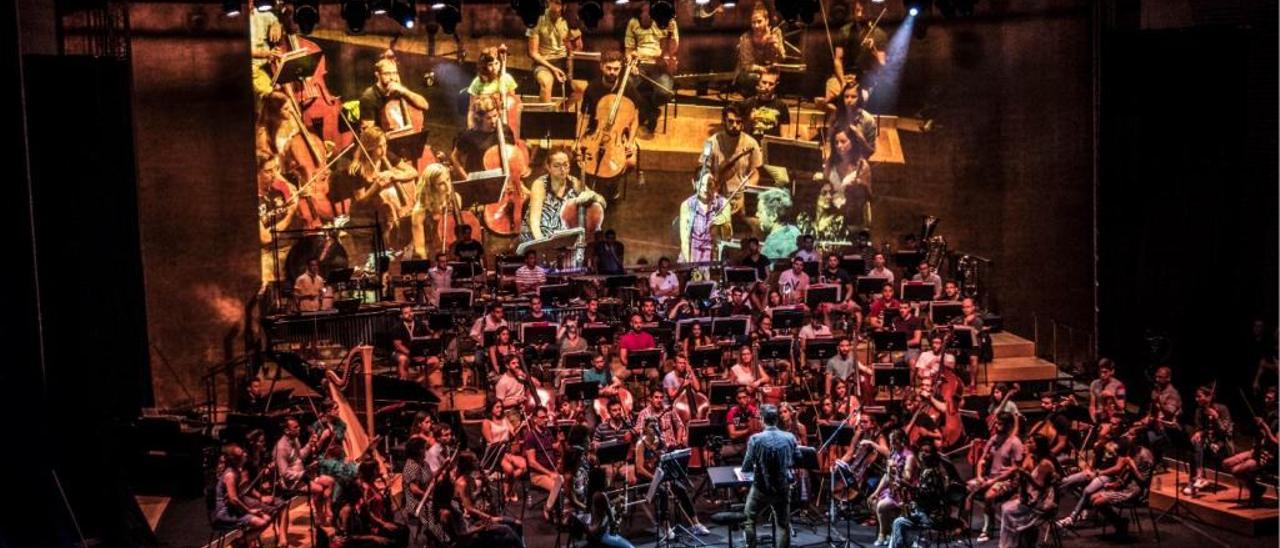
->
xmin=615 ymin=0 xmax=629 ymax=5
xmin=389 ymin=0 xmax=416 ymax=28
xmin=871 ymin=0 xmax=885 ymax=2
xmin=908 ymin=7 xmax=918 ymax=15
xmin=512 ymin=0 xmax=542 ymax=28
xmin=222 ymin=0 xmax=242 ymax=16
xmin=370 ymin=0 xmax=389 ymax=14
xmin=695 ymin=0 xmax=709 ymax=4
xmin=904 ymin=0 xmax=930 ymax=16
xmin=435 ymin=0 xmax=461 ymax=34
xmin=650 ymin=0 xmax=675 ymax=27
xmin=722 ymin=0 xmax=736 ymax=8
xmin=430 ymin=1 xmax=445 ymax=8
xmin=293 ymin=0 xmax=319 ymax=33
xmin=342 ymin=0 xmax=371 ymax=33
xmin=253 ymin=0 xmax=273 ymax=12
xmin=578 ymin=0 xmax=604 ymax=29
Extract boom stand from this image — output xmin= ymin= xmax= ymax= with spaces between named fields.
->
xmin=818 ymin=407 xmax=866 ymax=548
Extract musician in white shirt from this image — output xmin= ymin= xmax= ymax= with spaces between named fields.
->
xmin=910 ymin=260 xmax=943 ymax=299
xmin=867 ymin=252 xmax=894 ymax=284
xmin=913 ymin=335 xmax=954 ymax=384
xmin=649 ymin=257 xmax=681 ymax=305
xmin=777 ymin=256 xmax=810 ymax=305
xmin=293 ymin=258 xmax=327 ymax=312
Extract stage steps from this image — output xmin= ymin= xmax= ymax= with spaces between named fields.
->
xmin=990 ymin=331 xmax=1035 ymax=359
xmin=1148 ymin=467 xmax=1279 ymax=536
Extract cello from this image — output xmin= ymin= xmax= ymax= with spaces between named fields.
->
xmin=379 ymin=43 xmax=438 ymax=172
xmin=272 ymin=10 xmax=346 ymax=149
xmin=577 ymin=57 xmax=640 ymax=180
xmin=435 ymin=168 xmax=483 ymax=253
xmin=481 ymin=48 xmax=531 ymax=237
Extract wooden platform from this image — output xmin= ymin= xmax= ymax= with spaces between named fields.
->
xmin=1148 ymin=468 xmax=1279 ymax=536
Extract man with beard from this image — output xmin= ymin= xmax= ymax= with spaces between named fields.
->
xmin=699 ymin=103 xmax=763 ymax=239
xmin=580 ymin=50 xmax=642 ymax=195
xmin=743 ymin=66 xmax=790 ymax=139
xmin=824 ymin=0 xmax=887 ymax=106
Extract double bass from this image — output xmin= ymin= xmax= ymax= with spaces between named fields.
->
xmin=578 ymin=57 xmax=640 ymax=180
xmin=481 ymin=47 xmax=531 ymax=236
xmin=272 ymin=13 xmax=345 ymax=149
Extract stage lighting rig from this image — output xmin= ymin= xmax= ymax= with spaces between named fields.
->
xmin=435 ymin=0 xmax=462 ymax=34
xmin=222 ymin=0 xmax=242 ymax=16
xmin=293 ymin=0 xmax=320 ymax=33
xmin=578 ymin=0 xmax=604 ymax=29
xmin=370 ymin=0 xmax=389 ymax=14
xmin=903 ymin=0 xmax=930 ymax=16
xmin=342 ymin=0 xmax=372 ymax=33
xmin=253 ymin=0 xmax=274 ymax=12
xmin=389 ymin=0 xmax=417 ymax=28
xmin=512 ymin=0 xmax=542 ymax=28
xmin=650 ymin=0 xmax=675 ymax=27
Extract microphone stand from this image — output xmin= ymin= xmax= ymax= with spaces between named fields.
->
xmin=818 ymin=406 xmax=866 ymax=548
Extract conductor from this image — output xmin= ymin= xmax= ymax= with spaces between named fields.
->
xmin=741 ymin=404 xmax=797 ymax=548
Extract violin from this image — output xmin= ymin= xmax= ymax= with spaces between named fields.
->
xmin=578 ymin=57 xmax=640 ymax=180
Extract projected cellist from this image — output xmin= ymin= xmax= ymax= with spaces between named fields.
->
xmin=577 ymin=51 xmax=640 ymax=196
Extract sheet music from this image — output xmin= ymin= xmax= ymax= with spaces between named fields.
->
xmin=734 ymin=466 xmax=754 ymax=482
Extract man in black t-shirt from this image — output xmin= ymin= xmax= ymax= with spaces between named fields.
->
xmin=449 ymin=224 xmax=485 ymax=274
xmin=738 ymin=238 xmax=771 ymax=282
xmin=580 ymin=51 xmax=645 ymax=136
xmin=743 ymin=66 xmax=790 ymax=139
xmin=449 ymin=95 xmax=517 ymax=180
xmin=590 ymin=229 xmax=625 ymax=275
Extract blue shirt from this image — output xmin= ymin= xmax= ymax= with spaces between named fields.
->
xmin=582 ymin=367 xmax=612 ymax=388
xmin=741 ymin=425 xmax=797 ymax=495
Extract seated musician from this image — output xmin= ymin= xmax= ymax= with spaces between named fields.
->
xmin=255 ymin=91 xmax=300 ymax=158
xmin=526 ymin=0 xmax=584 ymax=103
xmin=663 ymin=353 xmax=702 ymax=402
xmin=520 ymin=147 xmax=606 ymax=245
xmin=212 ymin=443 xmax=275 ymax=538
xmin=558 ymin=318 xmax=589 ymax=356
xmin=496 ymin=354 xmax=541 ymax=419
xmin=391 ymin=303 xmax=440 ymax=380
xmin=1127 ymin=365 xmax=1182 ymax=459
xmin=618 ymin=312 xmax=657 ymax=372
xmin=967 ymin=412 xmax=1024 ymax=544
xmin=515 ymin=250 xmax=547 ymax=296
xmin=778 ymin=256 xmax=810 ymax=305
xmin=678 ymin=169 xmax=731 ymax=264
xmin=579 ymin=51 xmax=641 ymax=178
xmin=633 ymin=414 xmax=709 ymax=540
xmin=466 ymin=47 xmax=520 ymax=136
xmin=726 ymin=345 xmax=771 ymax=390
xmin=911 ymin=261 xmax=943 ymax=300
xmin=584 ymin=352 xmax=625 ymax=406
xmin=399 ymin=437 xmax=431 ymax=538
xmin=427 ymin=252 xmax=452 ymax=306
xmin=449 ymin=224 xmax=486 ymax=277
xmin=739 ymin=238 xmax=772 ymax=283
xmin=797 ymin=312 xmax=831 ymax=369
xmin=249 ymin=10 xmax=280 ymax=100
xmin=1027 ymin=392 xmax=1074 ymax=465
xmin=450 ymin=94 xmax=517 ymax=182
xmin=238 ymin=377 xmax=268 ymax=415
xmin=1088 ymin=358 xmax=1127 ymax=425
xmin=257 ymin=153 xmax=299 ymax=279
xmin=758 ymin=188 xmax=801 ymax=259
xmin=664 ymin=294 xmax=703 ymax=322
xmin=293 ymin=258 xmax=327 ymax=312
xmin=940 ymin=279 xmax=962 ymax=302
xmin=866 ymin=283 xmax=899 ymax=329
xmin=826 ymin=336 xmax=873 ymax=398
xmin=824 ymin=0 xmax=887 ymax=107
xmin=733 ymin=4 xmax=786 ymax=96
xmin=832 ymin=413 xmax=884 ymax=505
xmin=824 ymin=124 xmax=874 ymax=232
xmin=487 ymin=327 xmax=520 ymax=380
xmin=865 ymin=429 xmax=915 ymax=546
xmin=589 ymin=229 xmax=626 ymax=275
xmin=867 ymin=252 xmax=895 ymax=284
xmin=1056 ymin=433 xmax=1149 ymax=530
xmin=346 ymin=125 xmax=420 ymax=248
xmin=584 ymin=467 xmax=637 ymax=548
xmin=425 ymin=423 xmax=457 ymax=475
xmin=579 ymin=296 xmax=605 ymax=325
xmin=593 ymin=399 xmax=637 ymax=485
xmin=522 ymin=405 xmax=564 ymax=521
xmin=639 ymin=298 xmax=661 ymax=324
xmin=725 ymin=387 xmax=761 ymax=455
xmin=481 ymin=400 xmax=528 ymax=503
xmin=275 ymin=416 xmax=332 ymax=522
xmin=624 ymin=2 xmax=678 ymax=138
xmin=648 ymin=257 xmax=680 ymax=306
xmin=1183 ymin=384 xmax=1234 ymax=495
xmin=820 ymin=253 xmax=860 ymax=322
xmin=1085 ymin=437 xmax=1155 ymax=538
xmin=351 ymin=457 xmax=405 ymax=545
xmin=890 ymin=301 xmax=924 ymax=361
xmin=912 ymin=335 xmax=953 ymax=385
xmin=358 ymin=55 xmax=430 ymax=131
xmin=1223 ymin=385 xmax=1278 ymax=506
xmin=699 ymin=103 xmax=764 ymax=238
xmin=471 ymin=303 xmax=508 ymax=347
xmin=743 ymin=66 xmax=790 ymax=140
xmin=995 ymin=435 xmax=1062 ymax=548
xmin=887 ymin=439 xmax=956 ymax=548
xmin=750 ymin=314 xmax=779 ymax=347
xmin=722 ymin=286 xmax=755 ymax=317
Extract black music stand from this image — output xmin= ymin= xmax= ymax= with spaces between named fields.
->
xmin=840 ymin=255 xmax=866 ymax=275
xmin=688 ymin=421 xmax=728 ymax=449
xmin=804 ymin=338 xmax=838 ymax=362
xmin=595 ymin=439 xmax=631 ymax=466
xmin=875 ymin=363 xmax=911 ymax=403
xmin=563 ymin=378 xmax=600 ymax=402
xmin=520 ymin=110 xmax=577 ymax=141
xmin=400 ymin=259 xmax=431 ymax=275
xmin=803 ymin=261 xmax=820 ymax=278
xmin=521 ymin=323 xmax=558 ymax=346
xmin=712 ymin=316 xmax=750 ymax=340
xmin=690 ymin=346 xmax=723 ymax=371
xmin=325 ymin=267 xmax=354 ymax=287
xmin=685 ymin=281 xmax=715 ymax=301
xmin=856 ymin=276 xmax=891 ymax=295
xmin=708 ymin=381 xmax=739 ymax=406
xmin=724 ymin=267 xmax=759 ymax=285
xmin=561 ymin=351 xmax=595 ymax=370
xmin=437 ymin=289 xmax=472 ymax=311
xmin=947 ymin=326 xmax=975 ymax=349
xmin=538 ymin=283 xmax=576 ymax=307
xmin=582 ymin=323 xmax=615 ymax=346
xmin=427 ymin=312 xmax=454 ymax=331
xmin=893 ymin=250 xmax=924 ymax=270
xmin=482 ymin=329 xmax=503 ymax=347
xmin=872 ymin=331 xmax=909 ymax=352
xmin=930 ymin=301 xmax=963 ymax=324
xmin=817 ymin=423 xmax=855 ymax=446
xmin=805 ymin=284 xmax=841 ymax=310
xmin=758 ymin=338 xmax=794 ymax=361
xmin=449 ymin=261 xmax=480 ymax=280
xmin=772 ymin=308 xmax=806 ymax=330
xmin=625 ymin=348 xmax=663 ymax=372
xmin=273 ymin=48 xmax=321 ymax=87
xmin=454 ymin=170 xmax=507 ymax=206
xmin=901 ymin=282 xmax=935 ymax=302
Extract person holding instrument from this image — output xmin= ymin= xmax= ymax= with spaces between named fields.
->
xmin=824 ymin=0 xmax=886 ymax=107
xmin=733 ymin=4 xmax=786 ymax=97
xmin=700 ymin=103 xmax=763 ymax=239
xmin=450 ymin=95 xmax=518 ymax=181
xmin=345 ymin=125 xmax=419 ymax=251
xmin=623 ymin=2 xmax=678 ymax=139
xmin=359 ymin=55 xmax=430 ymax=132
xmin=1183 ymin=384 xmax=1234 ymax=495
xmin=678 ymin=169 xmax=732 ymax=264
xmin=520 ymin=146 xmax=605 ymax=245
xmin=578 ymin=51 xmax=641 ymax=197
xmin=466 ymin=47 xmax=521 ymax=137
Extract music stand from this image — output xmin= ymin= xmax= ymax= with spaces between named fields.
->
xmin=805 ymin=284 xmax=841 ymax=310
xmin=803 ymin=261 xmax=820 ymax=278
xmin=520 ymin=110 xmax=577 ymax=141
xmin=516 ymin=229 xmax=583 ymax=258
xmin=771 ymin=308 xmax=806 ymax=330
xmin=325 ymin=267 xmax=354 ymax=286
xmin=804 ymin=338 xmax=838 ymax=362
xmin=562 ymin=351 xmax=595 ymax=370
xmin=930 ymin=301 xmax=963 ymax=324
xmin=758 ymin=337 xmax=794 ymax=360
xmin=708 ymin=381 xmax=739 ymax=406
xmin=688 ymin=421 xmax=727 ymax=448
xmin=724 ymin=267 xmax=759 ymax=285
xmin=856 ymin=276 xmax=891 ymax=295
xmin=437 ymin=289 xmax=472 ymax=311
xmin=816 ymin=423 xmax=855 ymax=446
xmin=596 ymin=439 xmax=632 ymax=466
xmin=690 ymin=346 xmax=723 ymax=370
xmin=840 ymin=255 xmax=866 ymax=275
xmin=521 ymin=323 xmax=558 ymax=346
xmin=625 ymin=348 xmax=662 ymax=371
xmin=874 ymin=364 xmax=911 ymax=401
xmin=872 ymin=331 xmax=909 ymax=352
xmin=454 ymin=170 xmax=507 ymax=207
xmin=400 ymin=259 xmax=431 ymax=275
xmin=712 ymin=316 xmax=750 ymax=339
xmin=685 ymin=281 xmax=715 ymax=301
xmin=947 ymin=326 xmax=975 ymax=349
xmin=482 ymin=329 xmax=503 ymax=347
xmin=582 ymin=323 xmax=615 ymax=345
xmin=538 ymin=283 xmax=576 ymax=307
xmin=901 ymin=282 xmax=935 ymax=302
xmin=562 ymin=379 xmax=600 ymax=402
xmin=427 ymin=312 xmax=453 ymax=331
xmin=449 ymin=261 xmax=480 ymax=280
xmin=893 ymin=250 xmax=924 ymax=270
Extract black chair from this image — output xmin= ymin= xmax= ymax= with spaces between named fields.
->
xmin=1100 ymin=486 xmax=1160 ymax=543
xmin=922 ymin=483 xmax=973 ymax=548
xmin=205 ymin=483 xmax=246 ymax=548
xmin=710 ymin=511 xmax=748 ymax=548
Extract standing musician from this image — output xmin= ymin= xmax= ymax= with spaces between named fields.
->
xmin=825 ymin=0 xmax=887 ymax=106
xmin=358 ymin=54 xmax=430 ymax=132
xmin=699 ymin=104 xmax=764 ymax=239
xmin=520 ymin=147 xmax=606 ymax=245
xmin=293 ymin=258 xmax=328 ymax=312
xmin=967 ymin=412 xmax=1023 ymax=544
xmin=678 ymin=169 xmax=732 ymax=263
xmin=741 ymin=404 xmax=798 ymax=548
xmin=526 ymin=0 xmax=584 ymax=103
xmin=1087 ymin=358 xmax=1127 ymax=423
xmin=466 ymin=47 xmax=521 ymax=137
xmin=733 ymin=4 xmax=787 ymax=96
xmin=450 ymin=95 xmax=519 ymax=181
xmin=1183 ymin=384 xmax=1234 ymax=495
xmin=346 ymin=125 xmax=420 ymax=251
xmin=623 ymin=2 xmax=678 ymax=139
